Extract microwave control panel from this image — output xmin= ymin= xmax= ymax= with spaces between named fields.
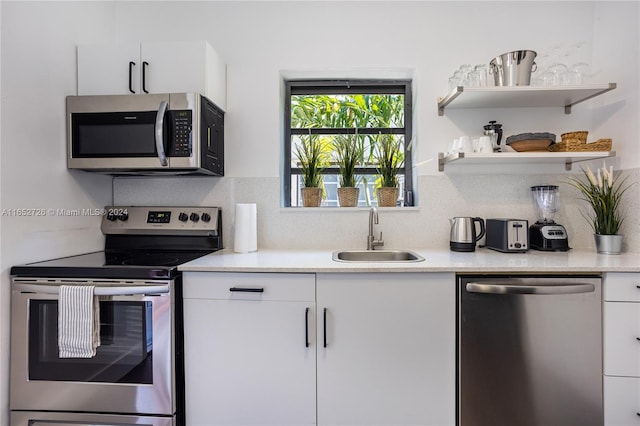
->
xmin=170 ymin=110 xmax=192 ymax=157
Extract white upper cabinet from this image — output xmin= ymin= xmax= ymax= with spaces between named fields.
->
xmin=77 ymin=40 xmax=227 ymax=110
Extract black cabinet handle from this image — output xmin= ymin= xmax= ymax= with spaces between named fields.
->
xmin=636 ymin=337 xmax=640 ymax=341
xmin=128 ymin=61 xmax=136 ymax=93
xmin=323 ymin=308 xmax=328 ymax=348
xmin=229 ymin=287 xmax=264 ymax=293
xmin=142 ymin=61 xmax=149 ymax=93
xmin=305 ymin=307 xmax=310 ymax=348
xmin=637 ymin=412 xmax=640 ymax=416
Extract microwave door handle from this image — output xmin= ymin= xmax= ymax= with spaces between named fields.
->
xmin=155 ymin=100 xmax=169 ymax=166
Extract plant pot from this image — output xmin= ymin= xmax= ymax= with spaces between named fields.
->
xmin=376 ymin=187 xmax=399 ymax=207
xmin=337 ymin=187 xmax=359 ymax=207
xmin=301 ymin=187 xmax=322 ymax=207
xmin=594 ymin=234 xmax=623 ymax=255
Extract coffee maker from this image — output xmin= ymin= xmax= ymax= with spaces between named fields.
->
xmin=483 ymin=120 xmax=503 ymax=151
xmin=529 ymin=185 xmax=570 ymax=251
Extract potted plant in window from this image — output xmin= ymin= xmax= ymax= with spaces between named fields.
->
xmin=567 ymin=162 xmax=632 ymax=254
xmin=374 ymin=134 xmax=403 ymax=207
xmin=295 ymin=134 xmax=330 ymax=207
xmin=332 ymin=133 xmax=365 ymax=207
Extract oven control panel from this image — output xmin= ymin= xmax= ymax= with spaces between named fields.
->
xmin=101 ymin=206 xmax=220 ymax=235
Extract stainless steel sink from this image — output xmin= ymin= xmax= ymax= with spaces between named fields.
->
xmin=332 ymin=249 xmax=425 ymax=263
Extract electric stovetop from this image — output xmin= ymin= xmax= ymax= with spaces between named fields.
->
xmin=10 ymin=250 xmax=216 ymax=280
xmin=10 ymin=206 xmax=223 ymax=280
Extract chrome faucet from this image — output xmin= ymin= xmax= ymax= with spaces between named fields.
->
xmin=367 ymin=207 xmax=384 ymax=250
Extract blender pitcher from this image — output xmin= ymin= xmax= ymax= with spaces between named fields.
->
xmin=531 ymin=185 xmax=560 ymax=223
xmin=529 ymin=185 xmax=570 ymax=251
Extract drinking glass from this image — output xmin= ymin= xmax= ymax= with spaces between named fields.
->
xmin=467 ymin=70 xmax=481 ymax=87
xmin=540 ymin=70 xmax=559 ymax=86
xmin=474 ymin=64 xmax=488 ymax=86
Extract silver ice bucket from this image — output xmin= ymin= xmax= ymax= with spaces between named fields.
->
xmin=489 ymin=50 xmax=537 ymax=86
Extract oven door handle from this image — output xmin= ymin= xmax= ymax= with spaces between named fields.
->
xmin=155 ymin=100 xmax=169 ymax=167
xmin=14 ymin=283 xmax=169 ymax=296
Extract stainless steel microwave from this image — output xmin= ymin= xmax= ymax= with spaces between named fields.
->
xmin=67 ymin=92 xmax=223 ymax=175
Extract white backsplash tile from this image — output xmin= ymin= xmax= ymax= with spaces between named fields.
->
xmin=114 ymin=168 xmax=639 ymax=253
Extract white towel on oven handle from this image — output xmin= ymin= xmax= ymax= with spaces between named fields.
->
xmin=58 ymin=285 xmax=100 ymax=358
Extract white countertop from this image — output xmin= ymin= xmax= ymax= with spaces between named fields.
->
xmin=179 ymin=248 xmax=640 ymax=273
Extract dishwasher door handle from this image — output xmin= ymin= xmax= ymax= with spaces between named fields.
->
xmin=466 ymin=282 xmax=595 ymax=295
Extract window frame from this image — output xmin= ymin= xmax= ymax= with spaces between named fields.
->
xmin=284 ymin=79 xmax=413 ymax=207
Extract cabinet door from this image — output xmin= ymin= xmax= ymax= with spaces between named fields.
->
xmin=316 ymin=272 xmax=455 ymax=426
xmin=604 ymin=273 xmax=640 ymax=302
xmin=604 ymin=302 xmax=640 ymax=377
xmin=141 ymin=41 xmax=208 ymax=96
xmin=141 ymin=41 xmax=226 ymax=109
xmin=604 ymin=376 xmax=640 ymax=426
xmin=77 ymin=43 xmax=141 ymax=95
xmin=183 ymin=290 xmax=316 ymax=425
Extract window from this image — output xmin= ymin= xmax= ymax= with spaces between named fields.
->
xmin=284 ymin=80 xmax=413 ymax=207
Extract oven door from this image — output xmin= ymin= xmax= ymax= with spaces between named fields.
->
xmin=11 ymin=410 xmax=174 ymax=426
xmin=10 ymin=279 xmax=175 ymax=416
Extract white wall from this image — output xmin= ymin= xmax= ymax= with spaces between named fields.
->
xmin=0 ymin=1 xmax=638 ymax=424
xmin=113 ymin=1 xmax=639 ymax=177
xmin=112 ymin=0 xmax=639 ymax=253
xmin=0 ymin=2 xmax=115 ymax=424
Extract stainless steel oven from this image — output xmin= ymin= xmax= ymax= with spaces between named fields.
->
xmin=10 ymin=278 xmax=175 ymax=425
xmin=9 ymin=206 xmax=223 ymax=426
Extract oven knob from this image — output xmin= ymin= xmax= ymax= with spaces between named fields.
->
xmin=117 ymin=213 xmax=129 ymax=221
xmin=106 ymin=212 xmax=117 ymax=221
xmin=178 ymin=212 xmax=188 ymax=222
xmin=190 ymin=213 xmax=200 ymax=222
xmin=201 ymin=213 xmax=211 ymax=222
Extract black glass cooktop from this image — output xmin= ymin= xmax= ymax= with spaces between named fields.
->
xmin=10 ymin=250 xmax=215 ymax=280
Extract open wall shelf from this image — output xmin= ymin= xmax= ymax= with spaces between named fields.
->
xmin=438 ymin=151 xmax=616 ymax=172
xmin=437 ymin=83 xmax=617 ymax=116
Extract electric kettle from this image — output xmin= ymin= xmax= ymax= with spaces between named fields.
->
xmin=449 ymin=217 xmax=485 ymax=252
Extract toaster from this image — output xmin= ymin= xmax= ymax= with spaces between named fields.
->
xmin=485 ymin=218 xmax=529 ymax=252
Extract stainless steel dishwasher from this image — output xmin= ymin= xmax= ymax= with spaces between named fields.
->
xmin=457 ymin=274 xmax=603 ymax=426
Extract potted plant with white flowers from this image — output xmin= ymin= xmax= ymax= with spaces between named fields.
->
xmin=568 ymin=162 xmax=632 ymax=254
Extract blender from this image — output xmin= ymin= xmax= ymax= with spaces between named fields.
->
xmin=529 ymin=185 xmax=570 ymax=251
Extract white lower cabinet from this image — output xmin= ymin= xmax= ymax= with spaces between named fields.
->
xmin=604 ymin=376 xmax=640 ymax=426
xmin=183 ymin=272 xmax=316 ymax=426
xmin=183 ymin=271 xmax=455 ymax=426
xmin=316 ymin=272 xmax=455 ymax=426
xmin=603 ymin=272 xmax=640 ymax=425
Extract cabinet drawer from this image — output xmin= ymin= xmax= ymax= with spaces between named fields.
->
xmin=604 ymin=273 xmax=640 ymax=302
xmin=183 ymin=272 xmax=315 ymax=301
xmin=604 ymin=376 xmax=640 ymax=426
xmin=604 ymin=302 xmax=640 ymax=377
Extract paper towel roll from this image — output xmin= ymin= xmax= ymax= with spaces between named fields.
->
xmin=233 ymin=203 xmax=257 ymax=253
